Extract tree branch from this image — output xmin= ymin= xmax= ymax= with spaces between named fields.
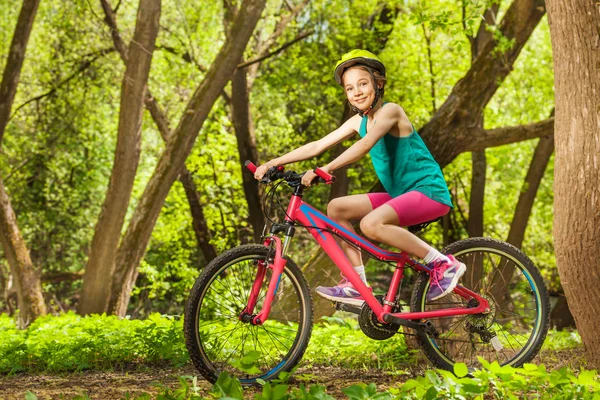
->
xmin=465 ymin=117 xmax=554 ymax=152
xmin=9 ymin=47 xmax=115 ymax=120
xmin=237 ymin=29 xmax=314 ymax=69
xmin=155 ymin=45 xmax=207 ymax=72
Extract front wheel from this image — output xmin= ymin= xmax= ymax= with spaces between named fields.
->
xmin=410 ymin=237 xmax=550 ymax=371
xmin=184 ymin=244 xmax=313 ymax=385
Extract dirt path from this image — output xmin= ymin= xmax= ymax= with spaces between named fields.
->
xmin=0 ymin=349 xmax=587 ymax=400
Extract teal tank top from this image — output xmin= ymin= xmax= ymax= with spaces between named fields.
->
xmin=359 ymin=115 xmax=452 ymax=207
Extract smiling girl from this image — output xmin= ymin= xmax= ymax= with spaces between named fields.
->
xmin=254 ymin=49 xmax=466 ymax=305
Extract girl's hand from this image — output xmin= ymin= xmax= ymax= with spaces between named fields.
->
xmin=254 ymin=164 xmax=271 ymax=180
xmin=301 ymin=169 xmax=319 ymax=186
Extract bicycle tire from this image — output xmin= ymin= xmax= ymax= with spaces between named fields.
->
xmin=410 ymin=237 xmax=550 ymax=371
xmin=184 ymin=244 xmax=313 ymax=385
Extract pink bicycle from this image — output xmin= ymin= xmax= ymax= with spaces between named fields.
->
xmin=184 ymin=162 xmax=550 ymax=385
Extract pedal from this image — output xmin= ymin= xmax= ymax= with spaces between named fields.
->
xmin=335 ymin=302 xmax=362 ymax=315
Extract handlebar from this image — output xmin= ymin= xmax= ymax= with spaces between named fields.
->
xmin=244 ymin=160 xmax=335 ymax=185
xmin=244 ymin=160 xmax=257 ymax=173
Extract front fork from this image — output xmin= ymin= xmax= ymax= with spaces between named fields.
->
xmin=241 ymin=235 xmax=289 ymax=325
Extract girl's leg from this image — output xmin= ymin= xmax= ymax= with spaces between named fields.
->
xmin=316 ymin=194 xmax=388 ymax=306
xmin=359 ymin=191 xmax=465 ymax=301
xmin=326 ymin=193 xmax=383 ymax=267
xmin=359 ymin=191 xmax=448 ymax=256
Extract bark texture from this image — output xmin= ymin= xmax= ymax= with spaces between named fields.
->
xmin=507 ymin=135 xmax=554 ymax=248
xmin=547 ymin=0 xmax=600 ymax=367
xmin=467 ymin=151 xmax=486 ymax=238
xmin=0 ymin=177 xmax=46 ymax=326
xmin=99 ymin=0 xmax=218 ymax=264
xmin=466 ymin=3 xmax=496 ymax=239
xmin=0 ymin=0 xmax=41 ymax=144
xmin=0 ymin=0 xmax=46 ymax=326
xmin=108 ymin=0 xmax=267 ymax=316
xmin=78 ymin=0 xmax=161 ymax=315
xmin=231 ymin=68 xmax=263 ymax=242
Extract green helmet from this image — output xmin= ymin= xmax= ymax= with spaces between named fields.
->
xmin=333 ymin=49 xmax=386 ymax=85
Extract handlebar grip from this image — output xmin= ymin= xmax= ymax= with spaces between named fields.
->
xmin=245 ymin=160 xmax=257 ymax=173
xmin=314 ymin=167 xmax=336 ymax=184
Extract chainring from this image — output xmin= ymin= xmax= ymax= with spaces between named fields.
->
xmin=358 ymin=295 xmax=401 ymax=340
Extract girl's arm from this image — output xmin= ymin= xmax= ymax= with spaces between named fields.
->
xmin=267 ymin=114 xmax=360 ymax=166
xmin=323 ymin=105 xmax=399 ymax=173
xmin=255 ymin=115 xmax=360 ymax=179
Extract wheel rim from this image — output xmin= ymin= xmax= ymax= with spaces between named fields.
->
xmin=195 ymin=253 xmax=306 ymax=383
xmin=420 ymin=247 xmax=543 ymax=368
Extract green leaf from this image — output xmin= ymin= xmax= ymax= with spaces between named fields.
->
xmin=454 ymin=362 xmax=469 ymax=378
xmin=341 ymin=385 xmax=366 ymax=399
xmin=522 ymin=363 xmax=537 ymax=372
xmin=25 ymin=392 xmax=39 ymax=400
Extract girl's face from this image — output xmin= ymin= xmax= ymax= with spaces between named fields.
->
xmin=342 ymin=67 xmax=380 ymax=111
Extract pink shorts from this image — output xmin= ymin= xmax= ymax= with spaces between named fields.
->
xmin=367 ymin=191 xmax=450 ymax=227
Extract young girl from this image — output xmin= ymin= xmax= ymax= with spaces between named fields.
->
xmin=254 ymin=49 xmax=465 ymax=305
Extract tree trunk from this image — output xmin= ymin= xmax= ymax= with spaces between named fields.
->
xmin=466 ymin=3 xmax=495 ymax=240
xmin=228 ymin=0 xmax=312 ymax=243
xmin=488 ymin=134 xmax=554 ymax=303
xmin=179 ymin=168 xmax=218 ymax=262
xmin=0 ymin=0 xmax=46 ymax=326
xmin=107 ymin=0 xmax=267 ymax=316
xmin=0 ymin=178 xmax=46 ymax=326
xmin=549 ymin=293 xmax=575 ymax=330
xmin=547 ymin=0 xmax=600 ymax=367
xmin=507 ymin=135 xmax=554 ymax=248
xmin=231 ymin=68 xmax=263 ymax=242
xmin=467 ymin=151 xmax=486 ymax=238
xmin=99 ymin=0 xmax=218 ymax=264
xmin=78 ymin=0 xmax=161 ymax=315
xmin=0 ymin=0 xmax=41 ymax=144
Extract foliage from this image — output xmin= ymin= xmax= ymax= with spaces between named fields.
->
xmin=0 ymin=312 xmax=582 ymax=377
xmin=0 ymin=312 xmax=187 ymax=374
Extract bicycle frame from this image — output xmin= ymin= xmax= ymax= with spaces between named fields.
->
xmin=249 ymin=191 xmax=490 ymax=327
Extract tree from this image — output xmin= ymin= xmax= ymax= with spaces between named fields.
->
xmin=546 ymin=0 xmax=600 ymax=366
xmin=107 ymin=0 xmax=267 ymax=316
xmin=0 ymin=0 xmax=46 ymax=326
xmin=228 ymin=0 xmax=311 ymax=242
xmin=78 ymin=0 xmax=161 ymax=315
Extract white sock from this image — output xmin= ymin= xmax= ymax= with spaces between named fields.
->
xmin=423 ymin=247 xmax=450 ymax=264
xmin=353 ymin=265 xmax=368 ymax=284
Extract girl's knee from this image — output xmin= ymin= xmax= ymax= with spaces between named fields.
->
xmin=327 ymin=198 xmax=347 ymax=219
xmin=359 ymin=217 xmax=381 ymax=239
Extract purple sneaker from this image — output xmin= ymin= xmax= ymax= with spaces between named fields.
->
xmin=316 ymin=278 xmax=371 ymax=306
xmin=426 ymin=255 xmax=467 ymax=302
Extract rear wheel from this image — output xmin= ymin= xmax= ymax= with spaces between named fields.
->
xmin=184 ymin=244 xmax=313 ymax=385
xmin=410 ymin=237 xmax=550 ymax=371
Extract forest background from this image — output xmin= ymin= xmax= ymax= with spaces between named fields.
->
xmin=0 ymin=0 xmax=558 ymax=320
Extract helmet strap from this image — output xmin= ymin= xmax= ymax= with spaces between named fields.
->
xmin=352 ymin=88 xmax=383 ymax=117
